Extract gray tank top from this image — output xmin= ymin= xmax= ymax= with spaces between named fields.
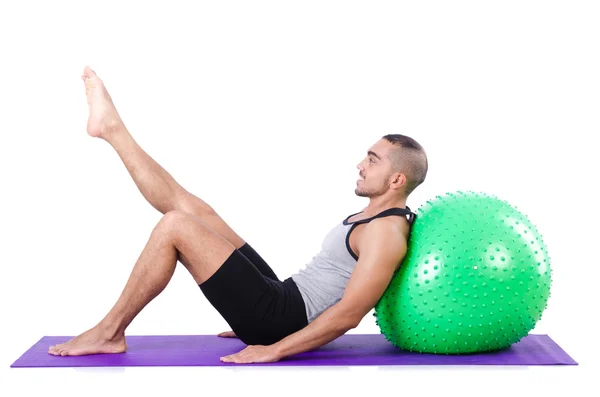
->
xmin=291 ymin=207 xmax=416 ymax=323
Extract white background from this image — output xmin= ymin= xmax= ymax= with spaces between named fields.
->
xmin=1 ymin=0 xmax=598 ymax=395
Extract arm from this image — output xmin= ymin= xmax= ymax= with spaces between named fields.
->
xmin=220 ymin=217 xmax=407 ymax=363
xmin=272 ymin=217 xmax=408 ymax=359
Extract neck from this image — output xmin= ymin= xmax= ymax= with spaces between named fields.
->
xmin=362 ymin=194 xmax=407 ymax=216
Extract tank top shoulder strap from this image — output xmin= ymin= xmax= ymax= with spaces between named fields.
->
xmin=343 ymin=206 xmax=416 ymax=226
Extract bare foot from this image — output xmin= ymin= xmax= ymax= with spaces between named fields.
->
xmin=48 ymin=325 xmax=127 ymax=356
xmin=81 ymin=66 xmax=125 ymax=139
xmin=217 ymin=330 xmax=238 ymax=338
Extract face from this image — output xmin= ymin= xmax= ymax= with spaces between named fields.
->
xmin=355 ymin=139 xmax=403 ymax=198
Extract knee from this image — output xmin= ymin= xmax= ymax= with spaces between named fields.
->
xmin=157 ymin=210 xmax=194 ymax=236
xmin=158 ymin=210 xmax=213 ymax=241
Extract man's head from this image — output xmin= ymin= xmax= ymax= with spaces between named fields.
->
xmin=355 ymin=134 xmax=428 ymax=200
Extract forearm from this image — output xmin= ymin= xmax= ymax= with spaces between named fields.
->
xmin=272 ymin=303 xmax=357 ymax=358
xmin=105 ymin=126 xmax=184 ymax=213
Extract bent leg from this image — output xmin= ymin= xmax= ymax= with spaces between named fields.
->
xmin=48 ymin=210 xmax=236 ymax=356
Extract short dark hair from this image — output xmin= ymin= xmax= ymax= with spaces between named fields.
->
xmin=382 ymin=134 xmax=428 ymax=197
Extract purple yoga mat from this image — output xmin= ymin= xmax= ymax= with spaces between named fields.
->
xmin=10 ymin=333 xmax=577 ymax=367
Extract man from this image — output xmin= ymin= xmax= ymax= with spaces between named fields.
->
xmin=48 ymin=66 xmax=428 ymax=363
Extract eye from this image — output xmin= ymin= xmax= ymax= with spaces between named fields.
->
xmin=369 ymin=158 xmax=375 ymax=163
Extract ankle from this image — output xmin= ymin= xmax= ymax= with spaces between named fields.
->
xmin=96 ymin=320 xmax=125 ymax=341
xmin=105 ymin=128 xmax=135 ymax=154
xmin=102 ymin=122 xmax=128 ymax=143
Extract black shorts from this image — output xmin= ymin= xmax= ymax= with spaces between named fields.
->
xmin=198 ymin=243 xmax=308 ymax=346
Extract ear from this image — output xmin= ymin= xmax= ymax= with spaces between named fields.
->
xmin=391 ymin=172 xmax=406 ymax=188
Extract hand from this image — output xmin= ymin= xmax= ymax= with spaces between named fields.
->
xmin=220 ymin=345 xmax=281 ymax=364
xmin=217 ymin=330 xmax=238 ymax=338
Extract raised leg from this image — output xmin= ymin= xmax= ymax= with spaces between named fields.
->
xmin=48 ymin=210 xmax=236 ymax=356
xmin=81 ymin=66 xmax=246 ymax=249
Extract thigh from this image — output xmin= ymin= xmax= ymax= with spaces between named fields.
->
xmin=175 ymin=192 xmax=279 ymax=280
xmin=175 ymin=192 xmax=246 ymax=250
xmin=201 ymin=209 xmax=246 ymax=249
xmin=198 ymin=249 xmax=307 ymax=346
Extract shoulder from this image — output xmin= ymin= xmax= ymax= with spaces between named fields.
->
xmin=357 ymin=217 xmax=408 ymax=262
xmin=361 ymin=216 xmax=406 ymax=243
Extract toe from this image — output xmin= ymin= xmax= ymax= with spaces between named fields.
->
xmin=85 ymin=66 xmax=97 ymax=78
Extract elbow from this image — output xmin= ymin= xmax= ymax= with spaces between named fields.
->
xmin=338 ymin=314 xmax=361 ymax=331
xmin=335 ymin=303 xmax=363 ymax=330
xmin=349 ymin=317 xmax=361 ymax=329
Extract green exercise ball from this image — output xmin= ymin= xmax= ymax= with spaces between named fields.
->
xmin=373 ymin=190 xmax=552 ymax=354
